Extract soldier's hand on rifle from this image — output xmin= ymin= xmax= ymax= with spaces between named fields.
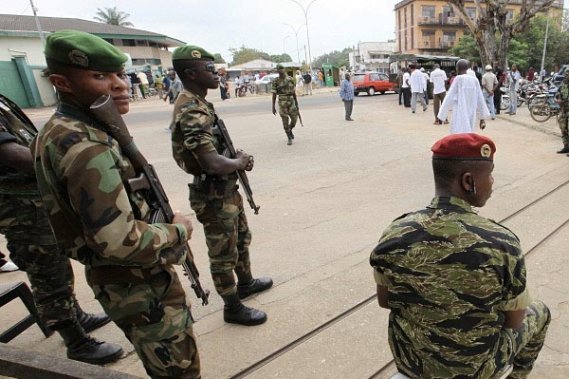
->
xmin=236 ymin=150 xmax=254 ymax=171
xmin=172 ymin=211 xmax=193 ymax=241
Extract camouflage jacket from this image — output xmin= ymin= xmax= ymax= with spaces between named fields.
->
xmin=32 ymin=103 xmax=188 ymax=267
xmin=558 ymin=80 xmax=569 ymax=114
xmin=0 ymin=101 xmax=38 ymax=196
xmin=272 ymin=76 xmax=296 ymax=100
xmin=171 ymin=90 xmax=237 ymax=183
xmin=370 ymin=196 xmax=530 ymax=378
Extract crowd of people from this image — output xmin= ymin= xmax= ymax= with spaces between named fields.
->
xmin=0 ymin=28 xmax=561 ymax=379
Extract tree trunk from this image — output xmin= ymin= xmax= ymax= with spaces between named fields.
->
xmin=447 ymin=0 xmax=557 ymax=70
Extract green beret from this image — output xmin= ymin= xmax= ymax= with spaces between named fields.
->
xmin=45 ymin=29 xmax=127 ymax=72
xmin=172 ymin=45 xmax=215 ymax=61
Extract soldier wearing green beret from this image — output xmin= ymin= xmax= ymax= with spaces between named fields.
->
xmin=32 ymin=30 xmax=200 ymax=378
xmin=169 ymin=44 xmax=272 ymax=326
xmin=370 ymin=134 xmax=550 ymax=379
xmin=272 ymin=64 xmax=300 ymax=145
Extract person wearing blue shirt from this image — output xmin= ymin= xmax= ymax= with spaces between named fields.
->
xmin=339 ymin=73 xmax=355 ymax=121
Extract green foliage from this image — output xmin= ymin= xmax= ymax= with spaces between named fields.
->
xmin=213 ymin=53 xmax=225 ymax=64
xmin=269 ymin=53 xmax=293 ymax=63
xmin=312 ymin=47 xmax=353 ymax=69
xmin=507 ymin=39 xmax=530 ymax=69
xmin=93 ymin=7 xmax=134 ymax=27
xmin=229 ymin=46 xmax=271 ymax=65
xmin=449 ymin=33 xmax=480 ymax=63
xmin=452 ymin=14 xmax=569 ymax=71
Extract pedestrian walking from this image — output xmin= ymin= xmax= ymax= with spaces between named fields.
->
xmin=371 ymin=133 xmax=550 ymax=379
xmin=169 ymin=44 xmax=272 ymax=326
xmin=409 ymin=64 xmax=427 ymax=113
xmin=339 ymin=73 xmax=354 ymax=121
xmin=429 ymin=64 xmax=448 ymax=125
xmin=401 ymin=68 xmax=411 ymax=107
xmin=272 ymin=64 xmax=300 ymax=145
xmin=482 ymin=64 xmax=498 ymax=120
xmin=420 ymin=67 xmax=429 ymax=105
xmin=438 ymin=59 xmax=490 ymax=134
xmin=33 ymin=30 xmax=199 ymax=378
xmin=302 ymin=72 xmax=313 ymax=95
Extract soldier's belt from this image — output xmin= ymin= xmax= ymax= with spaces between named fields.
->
xmin=88 ymin=265 xmax=164 ymax=286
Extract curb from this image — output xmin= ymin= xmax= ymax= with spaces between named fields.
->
xmin=496 ymin=114 xmax=561 ymax=138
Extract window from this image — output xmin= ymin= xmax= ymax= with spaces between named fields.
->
xmin=422 ymin=30 xmax=435 ymax=47
xmin=466 ymin=7 xmax=476 ymax=19
xmin=422 ymin=5 xmax=435 ymax=19
xmin=506 ymin=10 xmax=514 ymax=22
xmin=370 ymin=73 xmax=380 ymax=81
xmin=122 ymin=39 xmax=135 ymax=46
xmin=442 ymin=31 xmax=456 ymax=47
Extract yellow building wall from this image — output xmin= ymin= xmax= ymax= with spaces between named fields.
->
xmin=395 ymin=0 xmax=562 ymax=55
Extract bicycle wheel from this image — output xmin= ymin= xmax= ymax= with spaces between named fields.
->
xmin=530 ymin=101 xmax=552 ymax=123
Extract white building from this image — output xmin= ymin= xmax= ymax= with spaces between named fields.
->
xmin=349 ymin=41 xmax=397 ymax=73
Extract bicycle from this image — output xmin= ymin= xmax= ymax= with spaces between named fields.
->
xmin=529 ymin=94 xmax=560 ymax=123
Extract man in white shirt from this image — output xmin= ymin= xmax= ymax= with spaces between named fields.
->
xmin=409 ymin=64 xmax=427 ymax=113
xmin=430 ymin=64 xmax=448 ymax=125
xmin=482 ymin=65 xmax=499 ymax=120
xmin=438 ymin=59 xmax=490 ymax=134
xmin=506 ymin=64 xmax=522 ymax=115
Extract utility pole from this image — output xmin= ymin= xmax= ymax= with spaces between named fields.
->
xmin=540 ymin=11 xmax=550 ymax=78
xmin=30 ymin=0 xmax=46 ymax=46
xmin=288 ymin=0 xmax=318 ymax=74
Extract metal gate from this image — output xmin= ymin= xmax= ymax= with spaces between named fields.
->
xmin=0 ymin=61 xmax=29 ymax=108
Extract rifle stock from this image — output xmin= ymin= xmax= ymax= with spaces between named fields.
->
xmin=90 ymin=94 xmax=210 ymax=306
xmin=215 ymin=118 xmax=260 ymax=214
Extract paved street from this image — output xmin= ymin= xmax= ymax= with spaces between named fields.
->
xmin=1 ymin=89 xmax=568 ymax=378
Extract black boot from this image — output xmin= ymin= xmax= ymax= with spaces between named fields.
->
xmin=237 ymin=277 xmax=273 ymax=300
xmin=58 ymin=321 xmax=123 ymax=364
xmin=286 ymin=131 xmax=293 ymax=145
xmin=290 ymin=130 xmax=295 ymax=139
xmin=223 ymin=294 xmax=267 ymax=326
xmin=75 ymin=301 xmax=111 ymax=333
xmin=557 ymin=146 xmax=569 ymax=153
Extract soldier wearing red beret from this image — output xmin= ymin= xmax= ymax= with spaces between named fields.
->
xmin=370 ymin=133 xmax=550 ymax=378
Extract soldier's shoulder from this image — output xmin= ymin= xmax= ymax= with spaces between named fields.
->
xmin=41 ymin=114 xmax=111 ymax=153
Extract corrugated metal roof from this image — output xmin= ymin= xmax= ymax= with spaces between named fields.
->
xmin=0 ymin=14 xmax=185 ymax=46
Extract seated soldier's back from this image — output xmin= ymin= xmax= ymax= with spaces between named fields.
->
xmin=371 ymin=196 xmax=527 ymax=378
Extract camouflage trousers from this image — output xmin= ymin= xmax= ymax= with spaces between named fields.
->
xmin=190 ymin=184 xmax=253 ymax=297
xmin=87 ymin=265 xmax=200 ymax=379
xmin=0 ymin=194 xmax=76 ymax=329
xmin=278 ymin=98 xmax=299 ymax=133
xmin=496 ymin=300 xmax=551 ymax=379
xmin=558 ymin=112 xmax=568 ymax=146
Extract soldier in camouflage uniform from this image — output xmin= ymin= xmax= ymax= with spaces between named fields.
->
xmin=272 ymin=64 xmax=300 ymax=145
xmin=32 ymin=30 xmax=200 ymax=378
xmin=370 ymin=134 xmax=550 ymax=379
xmin=0 ymin=94 xmax=122 ymax=364
xmin=556 ymin=72 xmax=569 ymax=154
xmin=170 ymin=45 xmax=272 ymax=326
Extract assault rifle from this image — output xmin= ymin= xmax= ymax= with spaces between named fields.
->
xmin=215 ymin=117 xmax=260 ymax=214
xmin=91 ymin=95 xmax=209 ymax=306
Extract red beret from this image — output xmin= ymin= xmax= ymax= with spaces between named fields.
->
xmin=431 ymin=133 xmax=496 ymax=160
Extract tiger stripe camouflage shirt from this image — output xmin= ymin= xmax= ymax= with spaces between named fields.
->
xmin=32 ymin=104 xmax=188 ymax=267
xmin=370 ymin=196 xmax=530 ymax=378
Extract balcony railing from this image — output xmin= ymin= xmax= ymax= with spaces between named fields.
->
xmin=418 ymin=16 xmax=465 ymax=26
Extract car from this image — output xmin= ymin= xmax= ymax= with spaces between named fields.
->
xmin=255 ymin=73 xmax=279 ymax=85
xmin=352 ymin=72 xmax=397 ymax=96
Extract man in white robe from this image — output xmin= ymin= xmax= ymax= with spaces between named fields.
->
xmin=438 ymin=59 xmax=490 ymax=134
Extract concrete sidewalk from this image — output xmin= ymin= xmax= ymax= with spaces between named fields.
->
xmin=1 ymin=93 xmax=568 ymax=378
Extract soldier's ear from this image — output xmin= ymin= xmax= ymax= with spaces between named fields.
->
xmin=49 ymin=74 xmax=73 ymax=94
xmin=461 ymin=172 xmax=475 ymax=193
